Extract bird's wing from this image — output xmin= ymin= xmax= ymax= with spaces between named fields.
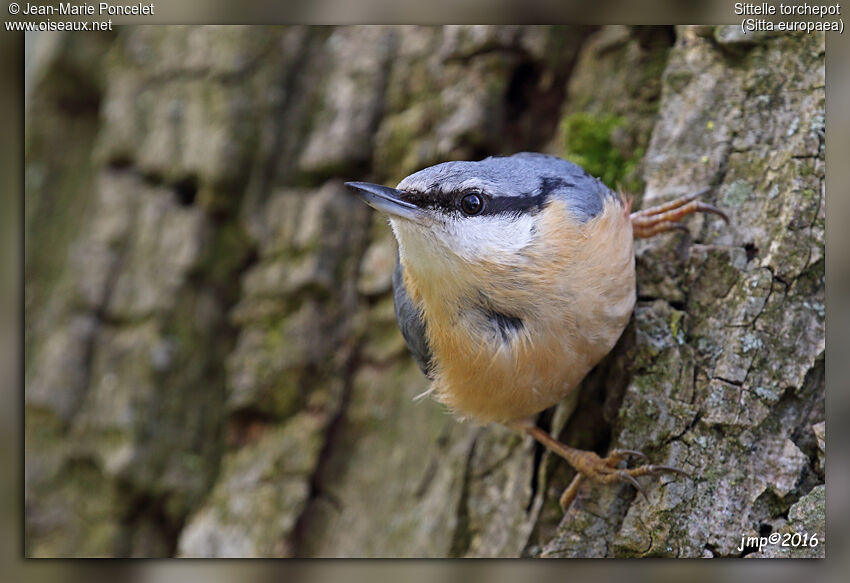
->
xmin=392 ymin=258 xmax=433 ymax=378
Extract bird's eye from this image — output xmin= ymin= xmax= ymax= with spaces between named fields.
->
xmin=460 ymin=192 xmax=484 ymax=216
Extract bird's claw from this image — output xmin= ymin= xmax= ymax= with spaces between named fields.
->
xmin=608 ymin=448 xmax=650 ymax=463
xmin=559 ymin=449 xmax=691 ymax=510
xmin=631 ymin=189 xmax=728 ymax=239
xmin=615 ymin=470 xmax=648 ymax=500
xmin=642 ymin=464 xmax=692 ymax=479
xmin=524 ymin=425 xmax=690 ymax=512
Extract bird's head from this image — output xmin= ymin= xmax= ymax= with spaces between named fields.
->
xmin=346 ymin=153 xmax=618 ymax=280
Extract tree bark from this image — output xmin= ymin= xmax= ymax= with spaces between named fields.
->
xmin=25 ymin=25 xmax=824 ymax=558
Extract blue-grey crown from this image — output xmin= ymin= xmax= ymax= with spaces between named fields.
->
xmin=396 ymin=152 xmax=618 ymax=222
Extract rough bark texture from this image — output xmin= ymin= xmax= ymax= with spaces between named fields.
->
xmin=25 ymin=25 xmax=824 ymax=558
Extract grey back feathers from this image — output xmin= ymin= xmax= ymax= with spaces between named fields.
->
xmin=392 ymin=259 xmax=433 ymax=378
xmin=396 ymin=152 xmax=617 ymax=223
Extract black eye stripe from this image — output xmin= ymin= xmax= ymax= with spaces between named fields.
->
xmin=481 ymin=192 xmax=548 ymax=216
xmin=399 ymin=189 xmax=549 ymax=217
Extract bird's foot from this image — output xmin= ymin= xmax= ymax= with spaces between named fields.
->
xmin=630 ymin=188 xmax=728 ymax=239
xmin=556 ymin=448 xmax=689 ymax=511
xmin=523 ymin=425 xmax=689 ymax=512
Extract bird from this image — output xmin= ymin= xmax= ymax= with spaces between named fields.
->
xmin=345 ymin=152 xmax=727 ymax=510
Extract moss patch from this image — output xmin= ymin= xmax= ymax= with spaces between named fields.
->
xmin=559 ymin=112 xmax=641 ymax=191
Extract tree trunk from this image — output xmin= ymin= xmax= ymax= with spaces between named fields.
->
xmin=25 ymin=25 xmax=824 ymax=558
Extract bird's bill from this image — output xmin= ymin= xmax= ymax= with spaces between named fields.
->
xmin=344 ymin=181 xmax=423 ymax=221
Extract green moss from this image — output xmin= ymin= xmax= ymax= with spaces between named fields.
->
xmin=559 ymin=112 xmax=640 ymax=191
xmin=669 ymin=310 xmax=684 ymax=343
xmin=264 ymin=317 xmax=300 ymax=355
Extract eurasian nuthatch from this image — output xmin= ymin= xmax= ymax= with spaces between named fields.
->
xmin=346 ymin=152 xmax=727 ymax=510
